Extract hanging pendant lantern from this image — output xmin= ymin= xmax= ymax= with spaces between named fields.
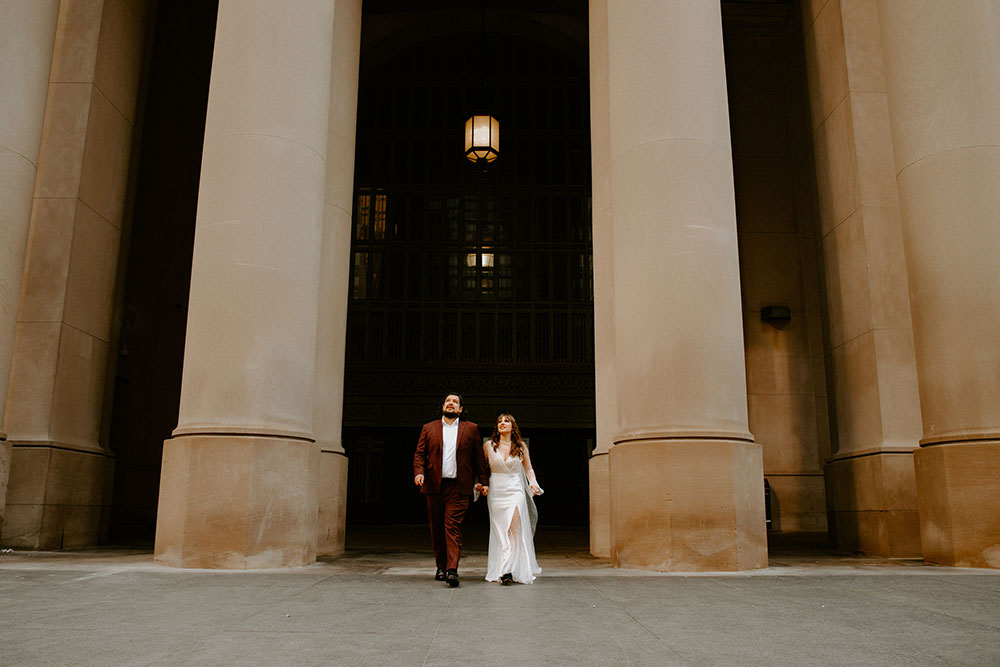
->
xmin=465 ymin=114 xmax=499 ymax=163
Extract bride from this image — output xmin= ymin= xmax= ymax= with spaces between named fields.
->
xmin=483 ymin=413 xmax=543 ymax=585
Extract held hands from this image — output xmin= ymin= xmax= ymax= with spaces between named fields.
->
xmin=414 ymin=474 xmax=424 ymax=487
xmin=476 ymin=483 xmax=489 ymax=496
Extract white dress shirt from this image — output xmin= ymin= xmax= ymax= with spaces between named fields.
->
xmin=441 ymin=418 xmax=459 ymax=479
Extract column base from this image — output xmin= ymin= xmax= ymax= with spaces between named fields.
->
xmin=915 ymin=441 xmax=1000 ymax=568
xmin=825 ymin=451 xmax=921 ymax=557
xmin=316 ymin=450 xmax=348 ymax=557
xmin=0 ymin=443 xmax=114 ymax=549
xmin=609 ymin=439 xmax=767 ymax=571
xmin=154 ymin=435 xmax=319 ymax=569
xmin=0 ymin=441 xmax=9 ymax=532
xmin=589 ymin=452 xmax=610 ymax=558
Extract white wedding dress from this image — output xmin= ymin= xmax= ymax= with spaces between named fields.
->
xmin=485 ymin=444 xmax=542 ymax=584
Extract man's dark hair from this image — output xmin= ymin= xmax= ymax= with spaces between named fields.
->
xmin=442 ymin=393 xmax=463 ymax=407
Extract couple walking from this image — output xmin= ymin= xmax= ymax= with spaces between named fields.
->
xmin=413 ymin=393 xmax=543 ymax=587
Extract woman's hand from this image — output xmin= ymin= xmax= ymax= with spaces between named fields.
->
xmin=529 ymin=483 xmax=543 ymax=496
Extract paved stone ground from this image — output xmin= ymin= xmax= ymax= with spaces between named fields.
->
xmin=2 ymin=527 xmax=1000 ymax=666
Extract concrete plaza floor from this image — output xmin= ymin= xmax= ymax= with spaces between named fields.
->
xmin=2 ymin=526 xmax=1000 ymax=666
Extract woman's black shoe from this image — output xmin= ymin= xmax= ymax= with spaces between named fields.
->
xmin=501 ymin=573 xmax=513 ymax=585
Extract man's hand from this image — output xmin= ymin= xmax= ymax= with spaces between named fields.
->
xmin=414 ymin=474 xmax=424 ymax=487
xmin=480 ymin=485 xmax=489 ymax=496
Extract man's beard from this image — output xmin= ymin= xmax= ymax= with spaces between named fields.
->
xmin=441 ymin=408 xmax=459 ymax=418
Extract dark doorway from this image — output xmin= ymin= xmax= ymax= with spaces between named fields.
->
xmin=344 ymin=4 xmax=595 ymax=525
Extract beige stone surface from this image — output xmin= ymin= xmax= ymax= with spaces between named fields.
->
xmin=861 ymin=206 xmax=910 ymax=330
xmin=3 ymin=0 xmax=146 ymax=548
xmin=766 ymin=474 xmax=827 ymax=533
xmin=800 ymin=0 xmax=831 ymax=32
xmin=914 ymin=442 xmax=1000 ymax=568
xmin=609 ymin=142 xmax=748 ymax=440
xmin=0 ymin=446 xmax=113 ymax=549
xmin=0 ymin=2 xmax=61 ymax=501
xmin=33 ymin=82 xmax=92 ymax=199
xmin=63 ymin=203 xmax=120 ymax=340
xmin=743 ymin=315 xmax=814 ymax=398
xmin=750 ymin=393 xmax=820 ymax=473
xmin=822 ymin=209 xmax=871 ymax=348
xmin=92 ymin=0 xmax=144 ymax=123
xmin=313 ymin=0 xmax=362 ymax=555
xmin=155 ymin=436 xmax=320 ymax=568
xmin=588 ymin=0 xmax=614 ymax=556
xmin=872 ymin=328 xmax=922 ymax=447
xmin=840 ymin=0 xmax=886 ymax=93
xmin=597 ymin=1 xmax=764 ymax=570
xmin=812 ymin=99 xmax=859 ymax=236
xmin=313 ymin=0 xmax=362 ymax=456
xmin=892 ymin=148 xmax=1000 ymax=443
xmin=829 ymin=331 xmax=881 ymax=453
xmin=157 ymin=0 xmax=336 ymax=568
xmin=850 ymin=94 xmax=897 ymax=208
xmin=16 ymin=199 xmax=76 ymax=323
xmin=49 ymin=0 xmax=103 ymax=83
xmin=609 ymin=440 xmax=767 ymax=572
xmin=804 ymin=0 xmax=847 ymax=132
xmin=826 ymin=452 xmax=921 ymax=557
xmin=3 ymin=320 xmax=109 ymax=452
xmin=727 ymin=15 xmax=829 ymax=540
xmin=48 ymin=325 xmax=109 ymax=450
xmin=316 ymin=451 xmax=347 ymax=557
xmin=3 ymin=322 xmax=61 ymax=440
xmin=588 ymin=452 xmax=609 ymax=558
xmin=879 ymin=2 xmax=1000 ymax=171
xmin=78 ymin=87 xmax=133 ymax=227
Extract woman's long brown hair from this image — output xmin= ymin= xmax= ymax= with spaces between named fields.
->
xmin=490 ymin=413 xmax=525 ymax=458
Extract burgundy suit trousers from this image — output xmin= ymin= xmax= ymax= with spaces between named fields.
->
xmin=425 ymin=478 xmax=470 ymax=571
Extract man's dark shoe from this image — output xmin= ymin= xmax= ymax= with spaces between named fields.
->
xmin=446 ymin=569 xmax=460 ymax=587
xmin=501 ymin=573 xmax=513 ymax=586
xmin=435 ymin=568 xmax=446 ymax=581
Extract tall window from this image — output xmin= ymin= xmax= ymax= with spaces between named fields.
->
xmin=346 ymin=33 xmax=593 ymax=384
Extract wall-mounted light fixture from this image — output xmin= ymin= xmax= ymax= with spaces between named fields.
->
xmin=761 ymin=305 xmax=792 ymax=328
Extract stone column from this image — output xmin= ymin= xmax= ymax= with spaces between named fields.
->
xmin=153 ymin=0 xmax=336 ymax=569
xmin=587 ymin=0 xmax=615 ymax=559
xmin=314 ymin=0 xmax=361 ymax=558
xmin=604 ymin=0 xmax=766 ymax=571
xmin=801 ymin=0 xmax=922 ymax=557
xmin=2 ymin=0 xmax=147 ymax=549
xmin=0 ymin=0 xmax=60 ymax=534
xmin=878 ymin=1 xmax=1000 ymax=569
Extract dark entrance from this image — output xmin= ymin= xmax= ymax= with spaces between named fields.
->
xmin=344 ymin=4 xmax=595 ymax=525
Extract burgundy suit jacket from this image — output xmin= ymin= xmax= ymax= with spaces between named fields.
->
xmin=413 ymin=419 xmax=489 ymax=495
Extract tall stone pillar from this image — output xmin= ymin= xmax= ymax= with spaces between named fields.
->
xmin=0 ymin=0 xmax=60 ymax=534
xmin=587 ymin=0 xmax=615 ymax=559
xmin=314 ymin=0 xmax=361 ymax=558
xmin=2 ymin=0 xmax=148 ymax=549
xmin=878 ymin=1 xmax=1000 ymax=569
xmin=801 ymin=0 xmax=922 ymax=557
xmin=604 ymin=0 xmax=767 ymax=571
xmin=153 ymin=0 xmax=336 ymax=569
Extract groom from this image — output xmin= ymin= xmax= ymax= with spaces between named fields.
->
xmin=413 ymin=393 xmax=490 ymax=587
